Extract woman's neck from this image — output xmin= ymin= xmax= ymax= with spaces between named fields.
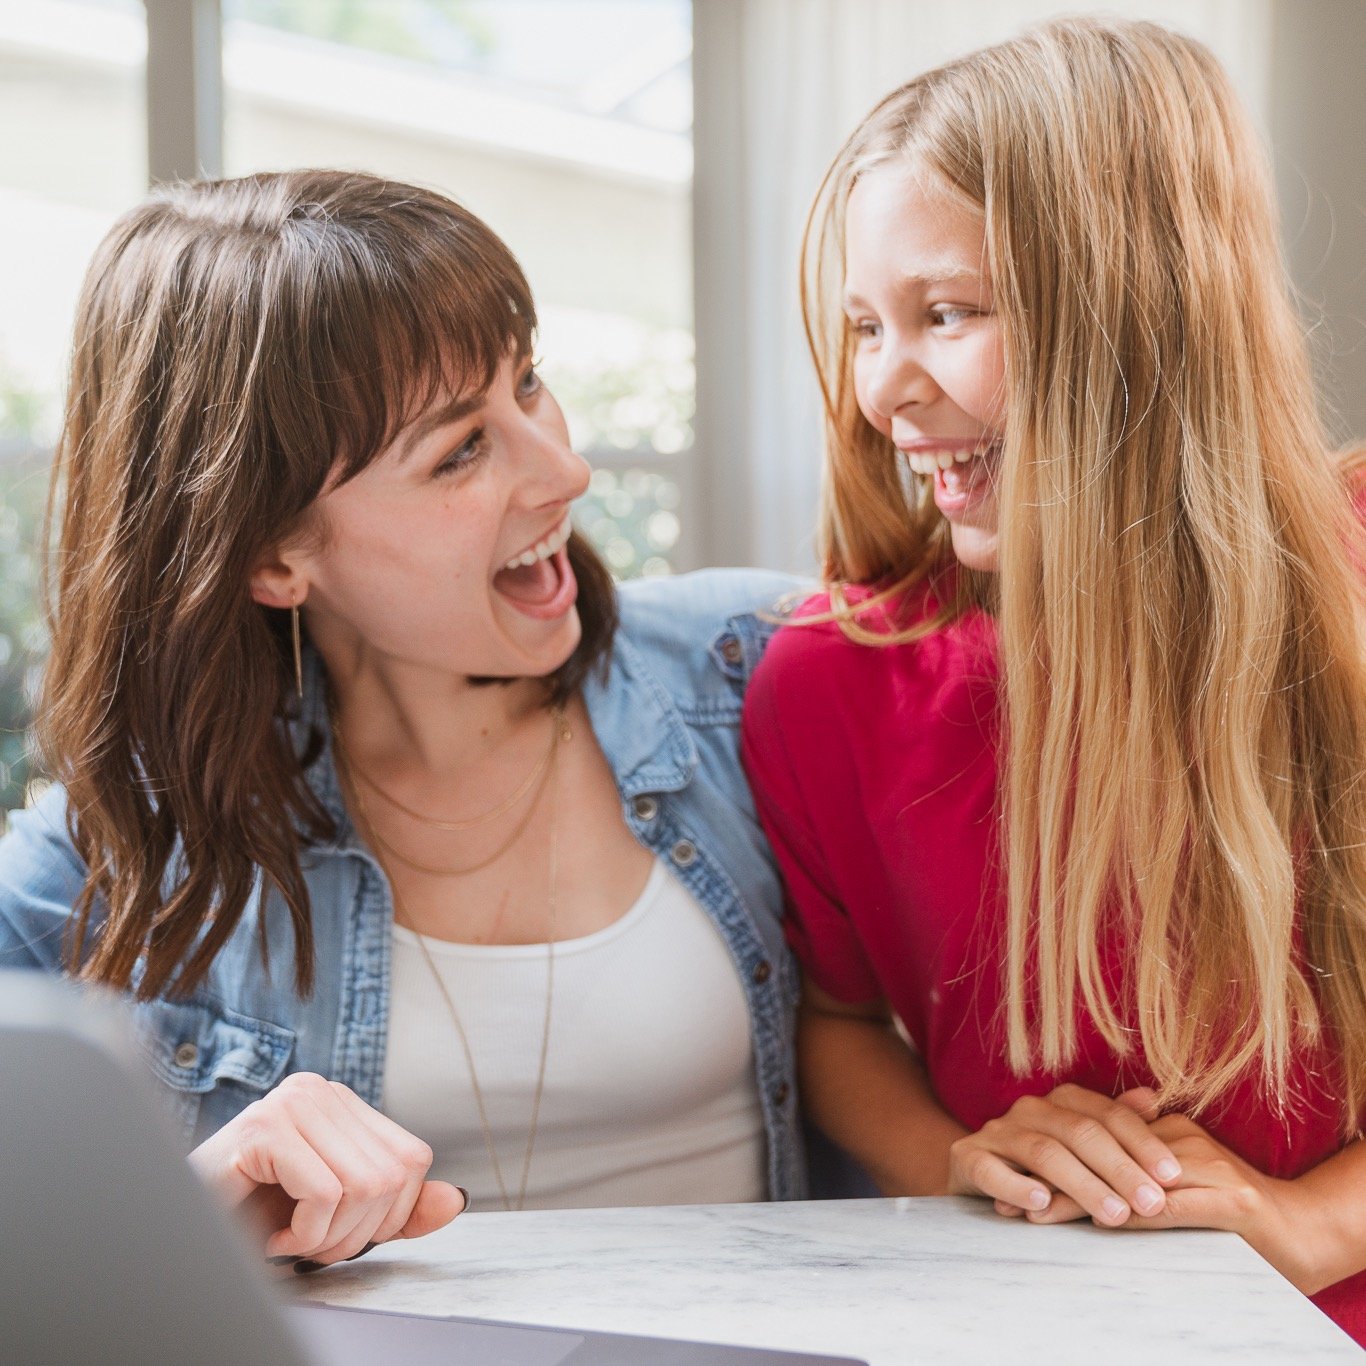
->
xmin=322 ymin=640 xmax=554 ymax=790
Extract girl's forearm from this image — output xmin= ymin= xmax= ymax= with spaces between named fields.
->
xmin=797 ymin=1005 xmax=968 ymax=1195
xmin=1275 ymin=1137 xmax=1366 ymax=1293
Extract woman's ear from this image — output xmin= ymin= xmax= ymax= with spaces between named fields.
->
xmin=249 ymin=553 xmax=308 ymax=610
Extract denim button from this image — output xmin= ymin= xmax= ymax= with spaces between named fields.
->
xmin=633 ymin=795 xmax=659 ymax=821
xmin=752 ymin=959 xmax=772 ymax=984
xmin=670 ymin=839 xmax=697 ymax=868
xmin=720 ymin=636 xmax=744 ymax=665
xmin=173 ymin=1042 xmax=199 ymax=1069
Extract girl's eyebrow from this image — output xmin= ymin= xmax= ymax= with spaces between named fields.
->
xmin=842 ymin=267 xmax=984 ymax=312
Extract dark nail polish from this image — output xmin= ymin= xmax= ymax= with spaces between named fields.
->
xmin=266 ymin=1255 xmax=298 ymax=1267
xmin=456 ymin=1186 xmax=471 ymax=1212
xmin=293 ymin=1259 xmax=326 ymax=1275
xmin=344 ymin=1241 xmax=378 ymax=1263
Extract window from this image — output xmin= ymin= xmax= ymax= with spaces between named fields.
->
xmin=0 ymin=0 xmax=147 ymax=809
xmin=222 ymin=0 xmax=695 ymax=576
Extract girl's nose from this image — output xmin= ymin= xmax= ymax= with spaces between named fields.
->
xmin=864 ymin=340 xmax=937 ymax=421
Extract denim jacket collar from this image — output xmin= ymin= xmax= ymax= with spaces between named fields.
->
xmin=582 ymin=632 xmax=699 ymax=799
xmin=289 ymin=627 xmax=702 ymax=840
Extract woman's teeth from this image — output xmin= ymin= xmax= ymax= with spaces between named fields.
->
xmin=902 ymin=448 xmax=991 ymax=476
xmin=503 ymin=514 xmax=572 ymax=571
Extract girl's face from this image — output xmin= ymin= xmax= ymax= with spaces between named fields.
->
xmin=282 ymin=352 xmax=590 ymax=683
xmin=843 ymin=161 xmax=1006 ymax=572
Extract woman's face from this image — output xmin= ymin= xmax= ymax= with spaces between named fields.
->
xmin=286 ymin=351 xmax=590 ymax=682
xmin=843 ymin=160 xmax=1006 ymax=572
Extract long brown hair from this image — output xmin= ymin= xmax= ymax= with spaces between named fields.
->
xmin=801 ymin=19 xmax=1366 ymax=1129
xmin=43 ymin=170 xmax=616 ymax=1001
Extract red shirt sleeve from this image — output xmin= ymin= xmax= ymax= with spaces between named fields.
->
xmin=742 ymin=612 xmax=883 ymax=1004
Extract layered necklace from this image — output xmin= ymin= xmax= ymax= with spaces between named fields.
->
xmin=333 ymin=701 xmax=573 ymax=1212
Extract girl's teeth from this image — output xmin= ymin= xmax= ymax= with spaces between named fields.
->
xmin=903 ymin=447 xmax=994 ymax=475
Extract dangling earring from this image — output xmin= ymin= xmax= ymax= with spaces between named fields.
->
xmin=291 ymin=602 xmax=303 ymax=700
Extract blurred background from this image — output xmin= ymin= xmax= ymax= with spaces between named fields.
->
xmin=1 ymin=0 xmax=1363 ymax=811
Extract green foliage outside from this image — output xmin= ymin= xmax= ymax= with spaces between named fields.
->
xmin=0 ymin=367 xmax=54 ymax=814
xmin=0 ymin=338 xmax=691 ymax=809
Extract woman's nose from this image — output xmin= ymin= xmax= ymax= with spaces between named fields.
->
xmin=524 ymin=424 xmax=591 ymax=508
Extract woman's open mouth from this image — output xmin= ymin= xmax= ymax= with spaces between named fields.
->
xmin=492 ymin=513 xmax=579 ymax=620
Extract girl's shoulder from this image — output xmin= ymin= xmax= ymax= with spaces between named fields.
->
xmin=756 ymin=577 xmax=994 ymax=688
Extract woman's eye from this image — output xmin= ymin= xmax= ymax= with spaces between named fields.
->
xmin=929 ymin=306 xmax=974 ymax=327
xmin=518 ymin=364 xmax=543 ymax=398
xmin=434 ymin=428 xmax=489 ymax=478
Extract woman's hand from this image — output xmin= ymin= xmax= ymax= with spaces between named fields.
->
xmin=187 ymin=1072 xmax=468 ymax=1267
xmin=947 ymin=1083 xmax=1183 ymax=1226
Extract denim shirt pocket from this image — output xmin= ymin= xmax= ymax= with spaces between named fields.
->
xmin=136 ymin=996 xmax=295 ymax=1146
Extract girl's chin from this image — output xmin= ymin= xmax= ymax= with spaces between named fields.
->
xmin=949 ymin=523 xmax=1000 ymax=573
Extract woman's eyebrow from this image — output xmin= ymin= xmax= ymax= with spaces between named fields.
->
xmin=395 ymin=392 xmax=485 ymax=463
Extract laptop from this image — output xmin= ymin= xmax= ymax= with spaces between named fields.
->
xmin=0 ymin=971 xmax=866 ymax=1365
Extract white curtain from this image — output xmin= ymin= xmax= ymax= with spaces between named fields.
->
xmin=690 ymin=0 xmax=1273 ymax=573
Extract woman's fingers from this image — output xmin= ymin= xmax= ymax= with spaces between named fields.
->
xmin=247 ymin=1122 xmax=348 ymax=1257
xmin=189 ymin=1072 xmax=464 ymax=1265
xmin=274 ymin=1078 xmax=435 ymax=1264
xmin=400 ymin=1182 xmax=470 ymax=1239
xmin=328 ymin=1083 xmax=438 ymax=1247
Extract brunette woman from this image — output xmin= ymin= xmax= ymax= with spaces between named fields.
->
xmin=0 ymin=170 xmax=803 ymax=1268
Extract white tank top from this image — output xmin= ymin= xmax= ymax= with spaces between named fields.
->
xmin=381 ymin=858 xmax=768 ymax=1209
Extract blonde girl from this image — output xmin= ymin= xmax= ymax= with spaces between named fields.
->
xmin=742 ymin=17 xmax=1366 ymax=1341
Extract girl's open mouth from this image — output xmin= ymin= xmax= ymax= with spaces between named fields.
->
xmin=928 ymin=444 xmax=1000 ymax=518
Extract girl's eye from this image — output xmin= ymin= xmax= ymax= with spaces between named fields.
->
xmin=518 ymin=364 xmax=543 ymax=398
xmin=929 ymin=306 xmax=974 ymax=327
xmin=851 ymin=319 xmax=881 ymax=341
xmin=434 ymin=428 xmax=489 ymax=478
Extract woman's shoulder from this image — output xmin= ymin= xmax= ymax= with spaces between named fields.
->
xmin=0 ymin=783 xmax=90 ymax=972
xmin=615 ymin=567 xmax=808 ymax=640
xmin=612 ymin=568 xmax=811 ymax=687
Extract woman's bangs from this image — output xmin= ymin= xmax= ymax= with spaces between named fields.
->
xmin=319 ymin=215 xmax=537 ymax=483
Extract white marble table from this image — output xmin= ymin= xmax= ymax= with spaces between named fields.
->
xmin=289 ymin=1196 xmax=1361 ymax=1363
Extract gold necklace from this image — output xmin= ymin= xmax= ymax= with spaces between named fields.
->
xmin=337 ymin=716 xmax=570 ymax=1214
xmin=333 ymin=707 xmax=563 ymax=877
xmin=344 ymin=705 xmax=562 ymax=830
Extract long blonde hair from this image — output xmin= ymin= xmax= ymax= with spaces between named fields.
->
xmin=801 ymin=18 xmax=1366 ymax=1129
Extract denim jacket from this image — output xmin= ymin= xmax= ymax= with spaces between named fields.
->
xmin=0 ymin=569 xmax=807 ymax=1201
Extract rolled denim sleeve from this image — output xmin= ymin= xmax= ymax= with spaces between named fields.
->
xmin=0 ymin=784 xmax=91 ymax=973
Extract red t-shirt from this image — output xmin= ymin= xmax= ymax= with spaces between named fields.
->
xmin=741 ymin=578 xmax=1365 ymax=1342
